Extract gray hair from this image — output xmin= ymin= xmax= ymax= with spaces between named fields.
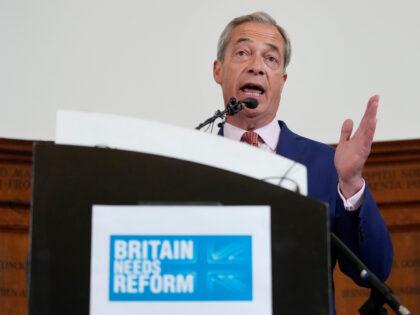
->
xmin=217 ymin=12 xmax=291 ymax=70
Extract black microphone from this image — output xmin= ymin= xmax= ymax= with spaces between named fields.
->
xmin=240 ymin=97 xmax=259 ymax=109
xmin=195 ymin=97 xmax=259 ymax=130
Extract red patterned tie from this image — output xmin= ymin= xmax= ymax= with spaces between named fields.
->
xmin=241 ymin=131 xmax=260 ymax=147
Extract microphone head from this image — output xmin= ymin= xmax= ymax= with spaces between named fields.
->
xmin=241 ymin=97 xmax=259 ymax=109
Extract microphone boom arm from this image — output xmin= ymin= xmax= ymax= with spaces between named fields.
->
xmin=331 ymin=233 xmax=411 ymax=315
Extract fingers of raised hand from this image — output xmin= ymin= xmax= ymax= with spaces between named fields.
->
xmin=354 ymin=95 xmax=379 ymax=144
xmin=339 ymin=119 xmax=354 ymax=143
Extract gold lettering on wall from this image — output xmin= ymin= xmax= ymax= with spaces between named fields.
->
xmin=0 ymin=232 xmax=29 ymax=315
xmin=0 ymin=260 xmax=26 ymax=271
xmin=0 ymin=287 xmax=26 ymax=297
xmin=0 ymin=165 xmax=32 ymax=202
xmin=363 ymin=163 xmax=420 ymax=203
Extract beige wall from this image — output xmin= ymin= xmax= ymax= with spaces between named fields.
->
xmin=1 ymin=0 xmax=419 ymax=143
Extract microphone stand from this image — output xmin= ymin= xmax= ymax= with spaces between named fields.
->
xmin=330 ymin=233 xmax=411 ymax=315
xmin=195 ymin=98 xmax=243 ymax=130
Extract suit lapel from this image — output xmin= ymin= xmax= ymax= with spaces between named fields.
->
xmin=276 ymin=121 xmax=306 ymax=164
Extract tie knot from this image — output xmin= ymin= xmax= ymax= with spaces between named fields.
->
xmin=241 ymin=131 xmax=260 ymax=147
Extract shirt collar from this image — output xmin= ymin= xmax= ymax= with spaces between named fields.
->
xmin=223 ymin=118 xmax=281 ymax=151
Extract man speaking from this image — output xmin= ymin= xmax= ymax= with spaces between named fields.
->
xmin=213 ymin=12 xmax=393 ymax=313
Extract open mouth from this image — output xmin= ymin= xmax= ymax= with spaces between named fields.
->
xmin=240 ymin=83 xmax=265 ymax=97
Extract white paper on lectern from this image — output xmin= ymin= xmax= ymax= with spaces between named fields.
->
xmin=90 ymin=205 xmax=271 ymax=315
xmin=55 ymin=110 xmax=307 ymax=194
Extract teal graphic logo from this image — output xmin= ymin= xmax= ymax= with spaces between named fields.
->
xmin=109 ymin=235 xmax=252 ymax=301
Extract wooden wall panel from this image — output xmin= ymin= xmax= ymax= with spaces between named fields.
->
xmin=0 ymin=139 xmax=32 ymax=315
xmin=0 ymin=138 xmax=418 ymax=315
xmin=0 ymin=231 xmax=29 ymax=315
xmin=334 ymin=139 xmax=420 ymax=314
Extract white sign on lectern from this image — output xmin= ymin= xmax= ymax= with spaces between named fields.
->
xmin=55 ymin=110 xmax=307 ymax=194
xmin=90 ymin=205 xmax=271 ymax=315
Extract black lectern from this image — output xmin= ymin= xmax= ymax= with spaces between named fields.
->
xmin=27 ymin=142 xmax=331 ymax=315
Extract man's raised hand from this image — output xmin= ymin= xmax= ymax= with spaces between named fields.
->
xmin=334 ymin=95 xmax=379 ymax=198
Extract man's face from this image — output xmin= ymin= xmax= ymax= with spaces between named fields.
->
xmin=213 ymin=22 xmax=287 ymax=130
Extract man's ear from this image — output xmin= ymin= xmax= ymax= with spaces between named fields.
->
xmin=280 ymin=72 xmax=288 ymax=91
xmin=277 ymin=72 xmax=288 ymax=96
xmin=282 ymin=72 xmax=288 ymax=84
xmin=213 ymin=60 xmax=223 ymax=85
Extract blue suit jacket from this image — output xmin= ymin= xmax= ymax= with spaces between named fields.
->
xmin=220 ymin=121 xmax=393 ymax=312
